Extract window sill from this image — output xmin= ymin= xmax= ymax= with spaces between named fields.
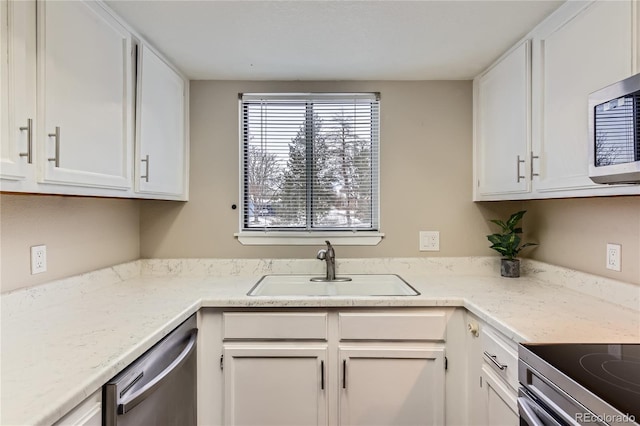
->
xmin=234 ymin=231 xmax=384 ymax=246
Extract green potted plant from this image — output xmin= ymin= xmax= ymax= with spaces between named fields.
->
xmin=487 ymin=210 xmax=537 ymax=278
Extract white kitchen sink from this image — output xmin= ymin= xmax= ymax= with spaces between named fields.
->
xmin=247 ymin=274 xmax=420 ymax=297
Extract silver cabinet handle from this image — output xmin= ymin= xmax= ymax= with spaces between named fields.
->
xmin=517 ymin=155 xmax=526 ymax=182
xmin=483 ymin=351 xmax=507 ymax=370
xmin=48 ymin=127 xmax=60 ymax=167
xmin=118 ymin=329 xmax=198 ymax=414
xmin=531 ymin=152 xmax=539 ymax=178
xmin=140 ymin=155 xmax=149 ymax=182
xmin=19 ymin=118 xmax=33 ymax=164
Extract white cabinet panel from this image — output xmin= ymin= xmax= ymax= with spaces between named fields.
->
xmin=466 ymin=313 xmax=519 ymax=426
xmin=223 ymin=312 xmax=328 ymax=340
xmin=338 ymin=310 xmax=446 ymax=341
xmin=135 ymin=45 xmax=187 ymax=198
xmin=533 ymin=0 xmax=635 ymax=193
xmin=53 ymin=389 xmax=101 ymax=426
xmin=339 ymin=347 xmax=445 ymax=426
xmin=223 ymin=345 xmax=328 ymax=426
xmin=474 ymin=40 xmax=531 ymax=198
xmin=1 ymin=0 xmax=36 ymax=182
xmin=38 ymin=0 xmax=133 ymax=189
xmin=480 ymin=364 xmax=518 ymax=426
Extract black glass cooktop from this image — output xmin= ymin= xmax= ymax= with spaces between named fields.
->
xmin=524 ymin=344 xmax=640 ymax=420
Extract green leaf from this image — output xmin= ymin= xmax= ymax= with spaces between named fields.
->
xmin=506 ymin=210 xmax=527 ymax=231
xmin=489 ymin=219 xmax=508 ymax=232
xmin=487 ymin=234 xmax=503 ymax=245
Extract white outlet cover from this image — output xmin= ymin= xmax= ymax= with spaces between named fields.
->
xmin=419 ymin=231 xmax=440 ymax=251
xmin=31 ymin=245 xmax=47 ymax=275
xmin=606 ymin=243 xmax=621 ymax=272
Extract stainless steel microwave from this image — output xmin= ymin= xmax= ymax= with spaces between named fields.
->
xmin=588 ymin=72 xmax=640 ymax=184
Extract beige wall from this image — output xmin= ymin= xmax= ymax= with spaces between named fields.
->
xmin=3 ymin=81 xmax=637 ymax=290
xmin=141 ymin=80 xmax=504 ymax=259
xmin=522 ymin=196 xmax=640 ymax=285
xmin=0 ymin=194 xmax=140 ymax=293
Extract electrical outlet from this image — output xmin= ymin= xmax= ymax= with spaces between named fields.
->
xmin=606 ymin=243 xmax=621 ymax=272
xmin=419 ymin=231 xmax=440 ymax=251
xmin=31 ymin=245 xmax=47 ymax=275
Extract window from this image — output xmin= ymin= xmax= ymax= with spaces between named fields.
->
xmin=238 ymin=93 xmax=381 ymax=245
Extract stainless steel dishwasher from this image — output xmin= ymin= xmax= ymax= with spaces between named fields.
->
xmin=103 ymin=314 xmax=197 ymax=426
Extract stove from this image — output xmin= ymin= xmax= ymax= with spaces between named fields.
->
xmin=519 ymin=344 xmax=640 ymax=426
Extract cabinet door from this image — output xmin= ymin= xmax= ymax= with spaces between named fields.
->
xmin=223 ymin=345 xmax=328 ymax=426
xmin=1 ymin=0 xmax=36 ymax=181
xmin=135 ymin=44 xmax=187 ymax=198
xmin=339 ymin=347 xmax=445 ymax=426
xmin=479 ymin=364 xmax=518 ymax=426
xmin=474 ymin=40 xmax=531 ymax=199
xmin=532 ymin=0 xmax=635 ymax=193
xmin=37 ymin=0 xmax=133 ymax=190
xmin=53 ymin=389 xmax=101 ymax=426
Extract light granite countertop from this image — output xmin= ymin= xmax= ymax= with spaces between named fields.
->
xmin=1 ymin=257 xmax=639 ymax=426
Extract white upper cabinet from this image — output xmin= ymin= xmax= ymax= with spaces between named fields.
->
xmin=0 ymin=0 xmax=36 ymax=182
xmin=37 ymin=0 xmax=133 ymax=190
xmin=1 ymin=0 xmax=189 ymax=199
xmin=135 ymin=45 xmax=187 ymax=199
xmin=474 ymin=40 xmax=531 ymax=198
xmin=474 ymin=0 xmax=640 ymax=200
xmin=532 ymin=0 xmax=636 ymax=194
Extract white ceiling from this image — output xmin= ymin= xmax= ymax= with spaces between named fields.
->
xmin=105 ymin=0 xmax=564 ymax=81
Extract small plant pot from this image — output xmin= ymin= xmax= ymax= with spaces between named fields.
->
xmin=500 ymin=258 xmax=520 ymax=278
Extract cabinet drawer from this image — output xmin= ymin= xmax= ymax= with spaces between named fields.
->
xmin=338 ymin=311 xmax=447 ymax=341
xmin=481 ymin=327 xmax=518 ymax=390
xmin=223 ymin=312 xmax=327 ymax=340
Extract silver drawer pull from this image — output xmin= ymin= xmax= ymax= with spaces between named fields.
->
xmin=516 ymin=155 xmax=526 ymax=182
xmin=530 ymin=152 xmax=539 ymax=178
xmin=48 ymin=126 xmax=60 ymax=167
xmin=19 ymin=118 xmax=33 ymax=164
xmin=141 ymin=155 xmax=149 ymax=182
xmin=483 ymin=351 xmax=507 ymax=370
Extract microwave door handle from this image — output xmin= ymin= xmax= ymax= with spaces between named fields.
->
xmin=518 ymin=397 xmax=545 ymax=426
xmin=118 ymin=329 xmax=198 ymax=414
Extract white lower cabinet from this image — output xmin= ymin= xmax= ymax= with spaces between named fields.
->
xmin=339 ymin=346 xmax=445 ymax=426
xmin=217 ymin=309 xmax=448 ymax=426
xmin=466 ymin=313 xmax=519 ymax=426
xmin=480 ymin=364 xmax=518 ymax=426
xmin=223 ymin=345 xmax=328 ymax=426
xmin=52 ymin=389 xmax=101 ymax=426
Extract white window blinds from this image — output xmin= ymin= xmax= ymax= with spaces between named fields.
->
xmin=241 ymin=93 xmax=380 ymax=231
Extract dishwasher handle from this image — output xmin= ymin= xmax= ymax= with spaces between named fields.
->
xmin=118 ymin=329 xmax=198 ymax=414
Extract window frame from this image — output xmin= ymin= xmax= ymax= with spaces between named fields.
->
xmin=235 ymin=92 xmax=383 ymax=246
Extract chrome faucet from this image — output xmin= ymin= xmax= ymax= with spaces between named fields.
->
xmin=316 ymin=240 xmax=336 ymax=281
xmin=312 ymin=240 xmax=352 ymax=282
